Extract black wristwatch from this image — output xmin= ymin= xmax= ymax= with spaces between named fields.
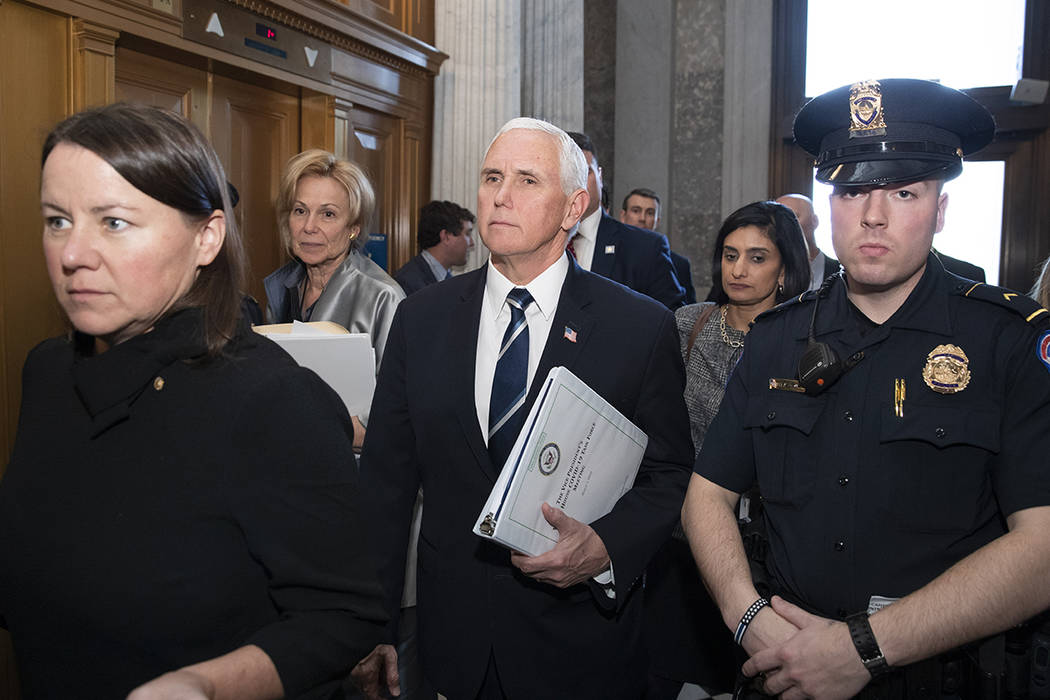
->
xmin=845 ymin=612 xmax=892 ymax=678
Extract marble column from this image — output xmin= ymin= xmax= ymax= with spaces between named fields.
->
xmin=669 ymin=0 xmax=726 ymax=300
xmin=583 ymin=0 xmax=617 ymax=192
xmin=521 ymin=0 xmax=585 ymax=131
xmin=721 ymin=0 xmax=773 ymax=218
xmin=613 ymin=0 xmax=672 ymax=227
xmin=431 ymin=0 xmax=523 ymax=271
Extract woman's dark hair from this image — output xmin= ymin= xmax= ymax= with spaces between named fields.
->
xmin=41 ymin=102 xmax=246 ymax=357
xmin=707 ymin=200 xmax=811 ymax=305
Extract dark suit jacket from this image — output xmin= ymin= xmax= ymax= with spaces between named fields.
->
xmin=670 ymin=251 xmax=696 ymax=305
xmin=933 ymin=249 xmax=986 ymax=282
xmin=394 ymin=252 xmax=440 ymax=296
xmin=360 ymin=260 xmax=693 ymax=700
xmin=821 ymin=252 xmax=841 ymax=282
xmin=591 ymin=214 xmax=686 ymax=309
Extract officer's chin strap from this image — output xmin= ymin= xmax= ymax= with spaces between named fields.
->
xmin=797 ymin=272 xmax=864 ymax=395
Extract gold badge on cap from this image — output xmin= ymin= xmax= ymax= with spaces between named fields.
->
xmin=849 ymin=80 xmax=887 ymax=138
xmin=922 ymin=344 xmax=971 ymax=394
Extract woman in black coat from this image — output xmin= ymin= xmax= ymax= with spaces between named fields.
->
xmin=0 ymin=103 xmax=387 ymax=699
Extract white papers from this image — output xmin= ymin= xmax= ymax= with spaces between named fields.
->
xmin=254 ymin=322 xmax=376 ymax=416
xmin=473 ymin=366 xmax=648 ymax=556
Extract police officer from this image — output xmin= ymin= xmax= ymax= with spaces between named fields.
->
xmin=682 ymin=78 xmax=1050 ymax=699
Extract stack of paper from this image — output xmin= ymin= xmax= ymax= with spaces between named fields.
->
xmin=254 ymin=321 xmax=376 ymax=416
xmin=473 ymin=366 xmax=648 ymax=556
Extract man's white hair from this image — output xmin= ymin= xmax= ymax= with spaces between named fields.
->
xmin=486 ymin=117 xmax=587 ymax=195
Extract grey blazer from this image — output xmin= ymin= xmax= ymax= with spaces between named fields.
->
xmin=264 ymin=250 xmax=405 ymax=374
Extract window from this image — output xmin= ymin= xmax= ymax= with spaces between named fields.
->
xmin=806 ymin=0 xmax=1026 ymax=96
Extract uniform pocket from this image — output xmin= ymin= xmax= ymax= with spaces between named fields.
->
xmin=744 ymin=393 xmax=826 ymax=507
xmin=877 ymin=402 xmax=999 ymax=533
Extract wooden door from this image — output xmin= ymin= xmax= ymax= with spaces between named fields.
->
xmin=115 ymin=47 xmax=208 ymax=130
xmin=0 ymin=4 xmax=73 ymax=697
xmin=209 ymin=75 xmax=301 ymax=309
xmin=348 ymin=108 xmax=417 ymax=272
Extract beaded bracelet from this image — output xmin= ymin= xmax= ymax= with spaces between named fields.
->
xmin=734 ymin=597 xmax=771 ymax=645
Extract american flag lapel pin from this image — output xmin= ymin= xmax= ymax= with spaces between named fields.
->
xmin=563 ymin=326 xmax=577 ymax=343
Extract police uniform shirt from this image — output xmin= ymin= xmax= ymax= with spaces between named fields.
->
xmin=696 ymin=253 xmax=1050 ymax=619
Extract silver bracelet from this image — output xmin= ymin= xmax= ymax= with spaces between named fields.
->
xmin=734 ymin=597 xmax=771 ymax=645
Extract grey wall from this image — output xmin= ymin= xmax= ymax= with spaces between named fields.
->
xmin=613 ymin=0 xmax=673 ymax=226
xmin=580 ymin=0 xmax=772 ymax=301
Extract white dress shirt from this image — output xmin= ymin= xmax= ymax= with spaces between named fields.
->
xmin=421 ymin=248 xmax=451 ymax=281
xmin=567 ymin=209 xmax=601 ymax=271
xmin=474 ymin=253 xmax=568 ymax=441
xmin=809 ymin=250 xmax=828 ymax=291
xmin=473 ymin=252 xmax=615 ymax=590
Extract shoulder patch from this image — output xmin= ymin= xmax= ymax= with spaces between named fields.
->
xmin=958 ymin=282 xmax=1050 ymax=328
xmin=1038 ymin=331 xmax=1050 ymax=373
xmin=753 ymin=288 xmax=819 ymax=324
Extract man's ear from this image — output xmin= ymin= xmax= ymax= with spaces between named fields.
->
xmin=934 ymin=192 xmax=948 ymax=233
xmin=562 ymin=189 xmax=588 ymax=231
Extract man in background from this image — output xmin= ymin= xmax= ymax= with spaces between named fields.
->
xmin=620 ymin=187 xmax=696 ymax=305
xmin=395 ymin=200 xmax=475 ymax=295
xmin=566 ymin=132 xmax=685 ymax=309
xmin=776 ymin=193 xmax=839 ymax=291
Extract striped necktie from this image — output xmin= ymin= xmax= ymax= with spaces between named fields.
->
xmin=488 ymin=287 xmax=534 ymax=468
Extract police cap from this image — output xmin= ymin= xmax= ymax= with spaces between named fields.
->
xmin=794 ymin=78 xmax=995 ymax=186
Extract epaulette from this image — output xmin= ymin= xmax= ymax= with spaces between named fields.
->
xmin=956 ymin=280 xmax=1050 ymax=328
xmin=752 ymin=288 xmax=819 ymax=325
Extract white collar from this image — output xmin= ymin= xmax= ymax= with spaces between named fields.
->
xmin=484 ymin=252 xmax=569 ymax=322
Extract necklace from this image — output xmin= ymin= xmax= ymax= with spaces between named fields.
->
xmin=719 ymin=305 xmax=745 ymax=349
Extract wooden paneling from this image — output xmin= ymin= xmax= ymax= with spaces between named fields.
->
xmin=328 ymin=0 xmax=434 ymax=44
xmin=115 ymin=46 xmax=208 ymax=127
xmin=71 ymin=19 xmax=119 ymax=110
xmin=210 ymin=73 xmax=301 ymax=305
xmin=301 ymin=91 xmax=337 ymax=153
xmin=348 ymin=108 xmax=400 ymax=258
xmin=0 ymin=0 xmax=72 ymax=476
xmin=0 ymin=8 xmax=72 ymax=697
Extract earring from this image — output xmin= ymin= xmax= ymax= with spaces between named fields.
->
xmin=777 ymin=283 xmax=784 ymax=295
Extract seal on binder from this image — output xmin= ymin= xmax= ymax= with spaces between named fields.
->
xmin=538 ymin=443 xmax=561 ymax=475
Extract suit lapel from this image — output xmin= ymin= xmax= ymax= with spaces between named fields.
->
xmin=419 ymin=255 xmax=439 ymax=285
xmin=523 ymin=261 xmax=595 ymax=412
xmin=450 ymin=267 xmax=498 ymax=480
xmin=590 ymin=214 xmax=617 ymax=277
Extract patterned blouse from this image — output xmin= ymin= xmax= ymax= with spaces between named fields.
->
xmin=674 ymin=302 xmax=746 ymax=459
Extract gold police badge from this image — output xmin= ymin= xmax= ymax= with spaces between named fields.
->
xmin=922 ymin=344 xmax=971 ymax=394
xmin=849 ymin=80 xmax=887 ymax=138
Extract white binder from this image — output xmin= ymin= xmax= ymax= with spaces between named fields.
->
xmin=254 ymin=321 xmax=376 ymax=417
xmin=473 ymin=366 xmax=648 ymax=556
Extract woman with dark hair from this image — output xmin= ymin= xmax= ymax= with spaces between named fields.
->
xmin=0 ymin=103 xmax=386 ymax=699
xmin=644 ymin=200 xmax=810 ymax=699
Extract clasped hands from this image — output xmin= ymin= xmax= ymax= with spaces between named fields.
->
xmin=739 ymin=596 xmax=871 ymax=700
